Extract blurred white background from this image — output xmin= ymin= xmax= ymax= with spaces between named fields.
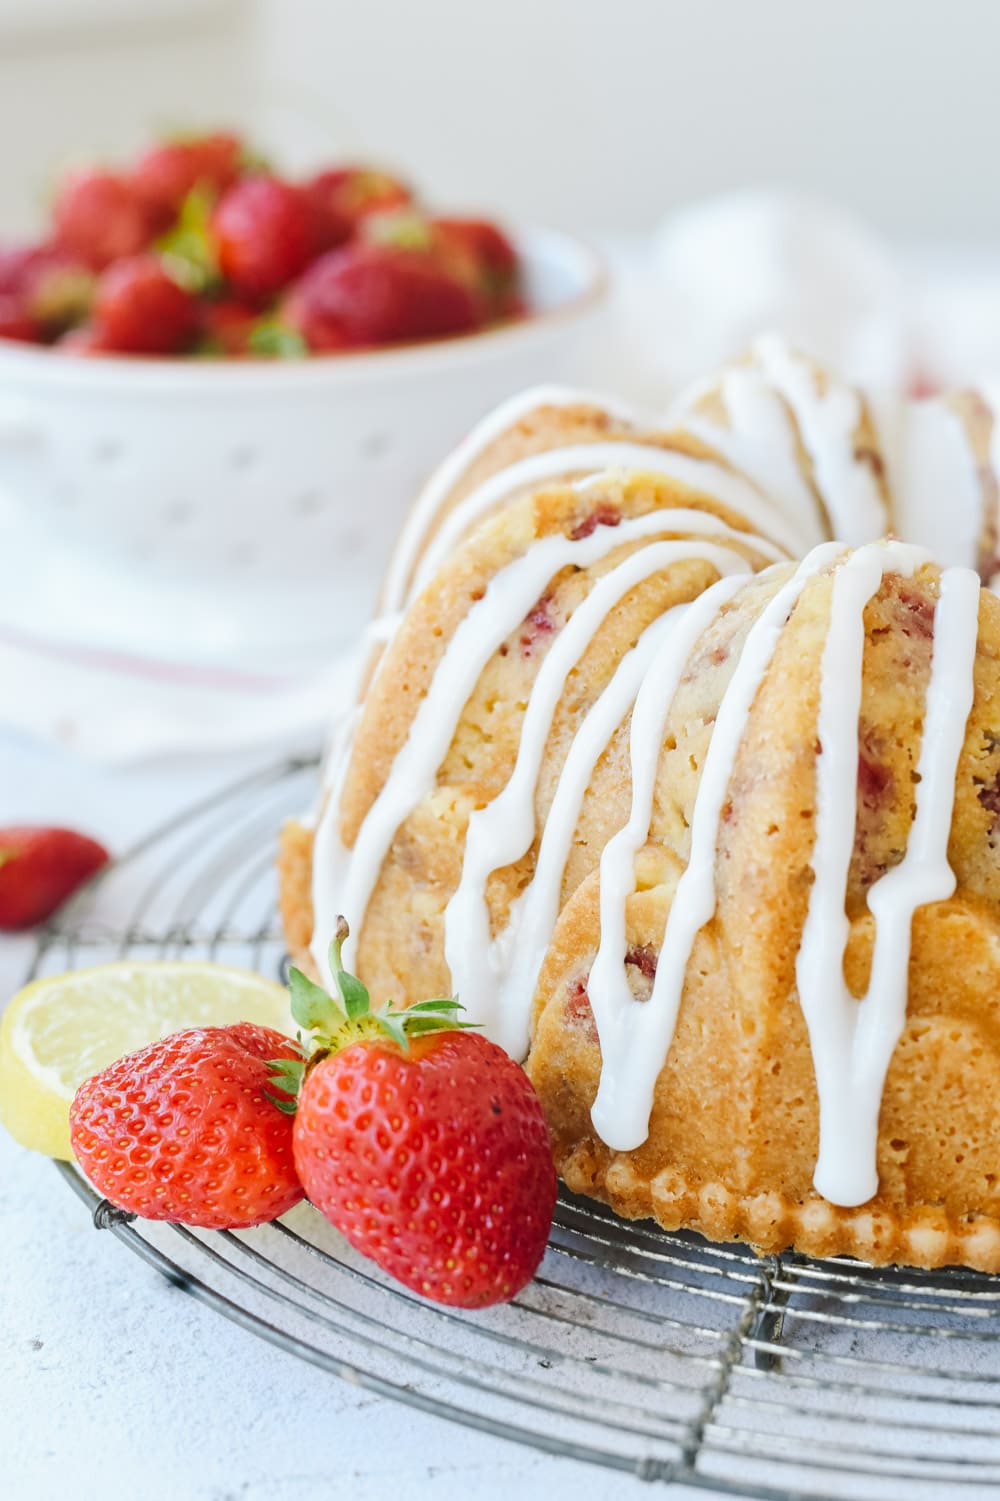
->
xmin=0 ymin=0 xmax=994 ymax=246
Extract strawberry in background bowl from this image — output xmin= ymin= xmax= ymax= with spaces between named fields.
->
xmin=0 ymin=131 xmax=535 ymax=358
xmin=0 ymin=130 xmax=607 ymax=659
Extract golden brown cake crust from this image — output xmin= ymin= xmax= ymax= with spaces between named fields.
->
xmin=337 ymin=471 xmax=781 ymax=1009
xmin=277 ymin=819 xmax=315 ymax=974
xmin=525 ymin=568 xmax=1000 ymax=1272
xmin=287 ymin=363 xmax=1000 ymax=1273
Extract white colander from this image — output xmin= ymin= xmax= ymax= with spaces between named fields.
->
xmin=0 ymin=227 xmax=607 ymax=662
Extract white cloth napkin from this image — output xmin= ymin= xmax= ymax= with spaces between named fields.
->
xmin=0 ymin=621 xmax=354 ymax=763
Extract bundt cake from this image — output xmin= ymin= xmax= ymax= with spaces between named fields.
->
xmin=280 ymin=339 xmax=1000 ymax=1272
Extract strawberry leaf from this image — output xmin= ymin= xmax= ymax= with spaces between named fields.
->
xmin=288 ymin=966 xmax=344 ymax=1032
xmin=248 ymin=320 xmax=307 ymax=358
xmin=156 ymin=186 xmax=220 ymax=293
xmin=265 ymin=1093 xmax=299 ymax=1115
xmin=337 ymin=971 xmax=370 ymax=1020
xmin=373 ymin=1008 xmax=410 ymax=1051
xmin=267 ymin=1056 xmax=305 ymax=1091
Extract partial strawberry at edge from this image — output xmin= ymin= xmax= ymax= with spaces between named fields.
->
xmin=0 ymin=294 xmax=38 ymax=343
xmin=0 ymin=827 xmax=109 ymax=929
xmin=0 ymin=243 xmax=95 ymax=337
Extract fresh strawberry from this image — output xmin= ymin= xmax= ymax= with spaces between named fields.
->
xmin=432 ymin=217 xmax=519 ymax=306
xmin=53 ymin=169 xmax=154 ymax=270
xmin=70 ymin=1023 xmax=305 ymax=1229
xmin=132 ymin=132 xmax=243 ymax=224
xmin=0 ymin=294 xmax=37 ymax=343
xmin=286 ymin=243 xmax=483 ymax=350
xmin=94 ymin=255 xmax=199 ymax=354
xmin=211 ymin=176 xmax=314 ymax=297
xmin=57 ymin=322 xmax=110 ymax=354
xmin=306 ymin=166 xmax=412 ymax=250
xmin=0 ymin=243 xmax=94 ymax=337
xmin=0 ymin=827 xmax=109 ymax=929
xmin=282 ymin=919 xmax=556 ymax=1308
xmin=199 ymin=297 xmax=259 ymax=356
xmin=277 ymin=279 xmax=350 ymax=353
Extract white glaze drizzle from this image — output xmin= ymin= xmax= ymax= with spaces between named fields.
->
xmin=493 ymin=606 xmax=685 ymax=1055
xmin=752 ymin=335 xmax=890 ymax=546
xmin=407 ymin=443 xmax=800 ymax=602
xmin=797 ymin=550 xmax=979 ymax=1205
xmin=978 ymin=386 xmax=1000 ymax=587
xmin=590 ymin=542 xmax=843 ymax=1151
xmin=381 ymin=385 xmax=640 ymax=611
xmin=679 ymin=367 xmax=829 ymax=548
xmin=444 ymin=531 xmax=759 ymax=1056
xmin=890 ymin=399 xmax=983 ymax=570
xmin=322 ymin=507 xmax=749 ymax=977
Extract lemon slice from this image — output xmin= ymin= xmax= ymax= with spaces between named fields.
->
xmin=0 ymin=961 xmax=296 ymax=1160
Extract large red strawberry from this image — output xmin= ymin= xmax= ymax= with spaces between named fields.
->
xmin=286 ymin=242 xmax=483 ymax=350
xmin=0 ymin=827 xmax=109 ymax=929
xmin=131 ymin=132 xmax=243 ymax=225
xmin=70 ymin=1023 xmax=305 ymax=1229
xmin=211 ymin=176 xmax=315 ymax=298
xmin=53 ymin=169 xmax=154 ymax=270
xmin=283 ymin=919 xmax=556 ymax=1308
xmin=93 ymin=255 xmax=199 ymax=355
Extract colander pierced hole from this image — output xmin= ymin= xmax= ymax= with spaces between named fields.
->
xmin=92 ymin=440 xmax=123 ymax=466
xmin=294 ymin=490 xmax=326 ymax=515
xmin=362 ymin=431 xmax=392 ymax=459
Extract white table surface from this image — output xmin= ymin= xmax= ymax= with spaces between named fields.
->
xmin=1 ymin=733 xmax=713 ymax=1501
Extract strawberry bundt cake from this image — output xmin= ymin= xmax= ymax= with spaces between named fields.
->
xmin=280 ymin=339 xmax=1000 ymax=1272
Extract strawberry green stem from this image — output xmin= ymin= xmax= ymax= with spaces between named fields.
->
xmin=269 ymin=916 xmax=477 ymax=1110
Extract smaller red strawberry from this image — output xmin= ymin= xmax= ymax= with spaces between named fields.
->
xmin=53 ymin=169 xmax=154 ymax=270
xmin=306 ymin=166 xmax=412 ymax=250
xmin=58 ymin=322 xmax=110 ymax=354
xmin=0 ymin=827 xmax=109 ymax=929
xmin=284 ymin=919 xmax=556 ymax=1308
xmin=94 ymin=255 xmax=199 ymax=355
xmin=71 ymin=1023 xmax=305 ymax=1229
xmin=286 ymin=243 xmax=483 ymax=350
xmin=432 ymin=217 xmax=520 ymax=309
xmin=199 ymin=297 xmax=259 ymax=356
xmin=0 ymin=293 xmax=38 ymax=343
xmin=0 ymin=243 xmax=94 ymax=337
xmin=132 ymin=132 xmax=243 ymax=224
xmin=212 ymin=176 xmax=315 ymax=297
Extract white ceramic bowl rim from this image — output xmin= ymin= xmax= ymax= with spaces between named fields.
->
xmin=0 ymin=225 xmax=607 ymax=392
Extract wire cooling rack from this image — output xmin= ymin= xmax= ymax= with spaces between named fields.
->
xmin=31 ymin=755 xmax=1000 ymax=1501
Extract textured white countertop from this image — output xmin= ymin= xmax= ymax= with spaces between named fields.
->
xmin=2 ymin=736 xmax=697 ymax=1501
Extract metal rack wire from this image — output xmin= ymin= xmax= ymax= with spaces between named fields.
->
xmin=33 ymin=755 xmax=1000 ymax=1500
